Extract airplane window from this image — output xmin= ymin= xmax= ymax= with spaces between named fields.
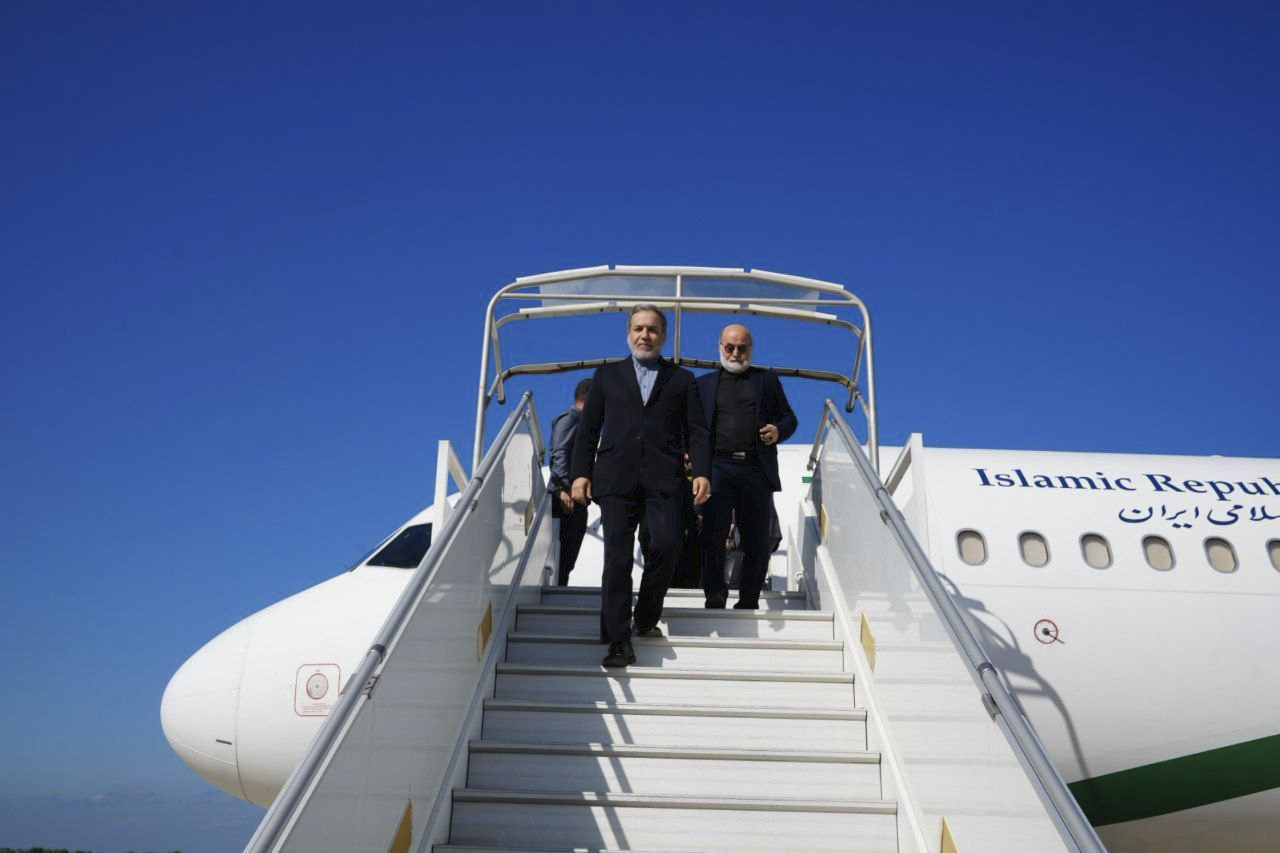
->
xmin=957 ymin=529 xmax=987 ymax=566
xmin=1204 ymin=538 xmax=1238 ymax=573
xmin=1018 ymin=531 xmax=1050 ymax=567
xmin=1080 ymin=533 xmax=1112 ymax=569
xmin=1143 ymin=535 xmax=1175 ymax=571
xmin=1270 ymin=540 xmax=1280 ymax=572
xmin=367 ymin=523 xmax=432 ymax=568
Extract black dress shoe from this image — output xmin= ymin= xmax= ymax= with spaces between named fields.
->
xmin=602 ymin=640 xmax=636 ymax=667
xmin=633 ymin=621 xmax=663 ymax=637
xmin=705 ymin=593 xmax=727 ymax=609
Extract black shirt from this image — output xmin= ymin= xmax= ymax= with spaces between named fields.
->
xmin=714 ymin=369 xmax=757 ymax=454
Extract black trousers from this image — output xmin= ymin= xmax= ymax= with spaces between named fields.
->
xmin=597 ymin=484 xmax=683 ymax=643
xmin=639 ymin=489 xmax=701 ymax=588
xmin=554 ymin=498 xmax=588 ymax=586
xmin=700 ymin=458 xmax=775 ymax=608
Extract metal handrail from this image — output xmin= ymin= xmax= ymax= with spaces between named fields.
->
xmin=245 ymin=392 xmax=545 ymax=853
xmin=811 ymin=400 xmax=1105 ymax=853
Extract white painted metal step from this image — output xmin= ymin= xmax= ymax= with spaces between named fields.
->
xmin=889 ymin=710 xmax=997 ymax=752
xmin=515 ymin=604 xmax=834 ymax=640
xmin=857 ymin=611 xmax=950 ymax=642
xmin=447 ymin=790 xmax=898 ymax=852
xmin=873 ymin=641 xmax=973 ymax=678
xmin=480 ymin=699 xmax=868 ymax=751
xmin=493 ymin=664 xmax=856 ymax=708
xmin=465 ymin=741 xmax=881 ymax=799
xmin=541 ymin=587 xmax=808 ymax=611
xmin=872 ymin=674 xmax=979 ymax=709
xmin=504 ymin=633 xmax=844 ymax=671
xmin=437 ymin=848 xmax=693 ymax=853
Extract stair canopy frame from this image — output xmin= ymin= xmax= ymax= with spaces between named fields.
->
xmin=473 ymin=265 xmax=878 ymax=474
xmin=807 ymin=399 xmax=1106 ymax=853
xmin=246 ymin=392 xmax=550 ymax=853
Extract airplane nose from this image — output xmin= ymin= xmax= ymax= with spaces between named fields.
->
xmin=161 ymin=619 xmax=250 ymax=800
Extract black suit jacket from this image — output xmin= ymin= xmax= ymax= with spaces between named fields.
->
xmin=697 ymin=367 xmax=797 ymax=492
xmin=570 ymin=357 xmax=711 ymax=498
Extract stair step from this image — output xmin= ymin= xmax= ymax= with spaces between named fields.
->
xmin=857 ymin=612 xmax=950 ymax=642
xmin=888 ymin=710 xmax=997 ymax=752
xmin=438 ymin=847 xmax=691 ymax=853
xmin=466 ymin=740 xmax=881 ymax=799
xmin=515 ymin=604 xmax=833 ymax=640
xmin=480 ymin=699 xmax=868 ymax=751
xmin=504 ymin=633 xmax=844 ymax=671
xmin=872 ymin=674 xmax=979 ymax=710
xmin=542 ymin=587 xmax=808 ymax=611
xmin=448 ymin=790 xmax=898 ymax=852
xmin=494 ymin=664 xmax=855 ymax=708
xmin=873 ymin=642 xmax=972 ymax=678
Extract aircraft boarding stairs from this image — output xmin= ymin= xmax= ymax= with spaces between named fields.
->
xmin=440 ymin=586 xmax=891 ymax=852
xmin=246 ymin=397 xmax=1103 ymax=853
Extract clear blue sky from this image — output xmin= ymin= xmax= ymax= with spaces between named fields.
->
xmin=2 ymin=2 xmax=1277 ymax=850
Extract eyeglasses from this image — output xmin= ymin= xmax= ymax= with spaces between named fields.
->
xmin=721 ymin=343 xmax=751 ymax=354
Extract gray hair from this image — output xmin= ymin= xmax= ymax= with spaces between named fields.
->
xmin=627 ymin=303 xmax=667 ymax=334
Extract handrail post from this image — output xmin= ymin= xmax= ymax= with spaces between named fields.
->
xmin=472 ymin=292 xmax=501 ymax=474
xmin=861 ymin=317 xmax=879 ymax=475
xmin=807 ymin=408 xmax=833 ymax=472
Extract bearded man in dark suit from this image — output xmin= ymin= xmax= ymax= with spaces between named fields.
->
xmin=697 ymin=324 xmax=797 ymax=610
xmin=570 ymin=305 xmax=711 ymax=667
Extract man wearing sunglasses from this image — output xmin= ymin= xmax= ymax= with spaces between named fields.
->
xmin=695 ymin=324 xmax=797 ymax=609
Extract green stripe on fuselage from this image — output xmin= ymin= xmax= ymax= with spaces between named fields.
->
xmin=1069 ymin=732 xmax=1280 ymax=827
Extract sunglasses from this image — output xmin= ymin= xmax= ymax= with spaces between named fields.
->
xmin=721 ymin=343 xmax=751 ymax=354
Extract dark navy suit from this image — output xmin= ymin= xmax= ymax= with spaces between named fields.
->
xmin=696 ymin=367 xmax=796 ymax=607
xmin=571 ymin=357 xmax=710 ymax=641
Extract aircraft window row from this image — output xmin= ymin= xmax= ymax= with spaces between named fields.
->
xmin=956 ymin=529 xmax=1280 ymax=574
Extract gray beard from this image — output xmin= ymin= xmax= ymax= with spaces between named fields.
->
xmin=720 ymin=356 xmax=750 ymax=374
xmin=630 ymin=346 xmax=660 ymax=364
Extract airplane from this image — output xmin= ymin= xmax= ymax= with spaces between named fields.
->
xmin=161 ymin=266 xmax=1280 ymax=852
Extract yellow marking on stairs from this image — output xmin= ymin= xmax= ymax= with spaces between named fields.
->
xmin=859 ymin=612 xmax=876 ymax=672
xmin=940 ymin=816 xmax=958 ymax=853
xmin=477 ymin=600 xmax=493 ymax=661
xmin=388 ymin=799 xmax=412 ymax=853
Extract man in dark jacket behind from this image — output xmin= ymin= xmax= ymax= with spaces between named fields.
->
xmin=571 ymin=305 xmax=711 ymax=667
xmin=548 ymin=378 xmax=593 ymax=586
xmin=697 ymin=324 xmax=797 ymax=609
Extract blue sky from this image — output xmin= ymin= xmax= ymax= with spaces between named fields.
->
xmin=2 ymin=2 xmax=1277 ymax=850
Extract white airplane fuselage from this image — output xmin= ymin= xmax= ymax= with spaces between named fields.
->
xmin=162 ymin=443 xmax=1280 ymax=851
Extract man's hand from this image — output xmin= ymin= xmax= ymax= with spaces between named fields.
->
xmin=558 ymin=490 xmax=575 ymax=513
xmin=692 ymin=476 xmax=711 ymax=505
xmin=759 ymin=424 xmax=779 ymax=446
xmin=571 ymin=477 xmax=592 ymax=506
